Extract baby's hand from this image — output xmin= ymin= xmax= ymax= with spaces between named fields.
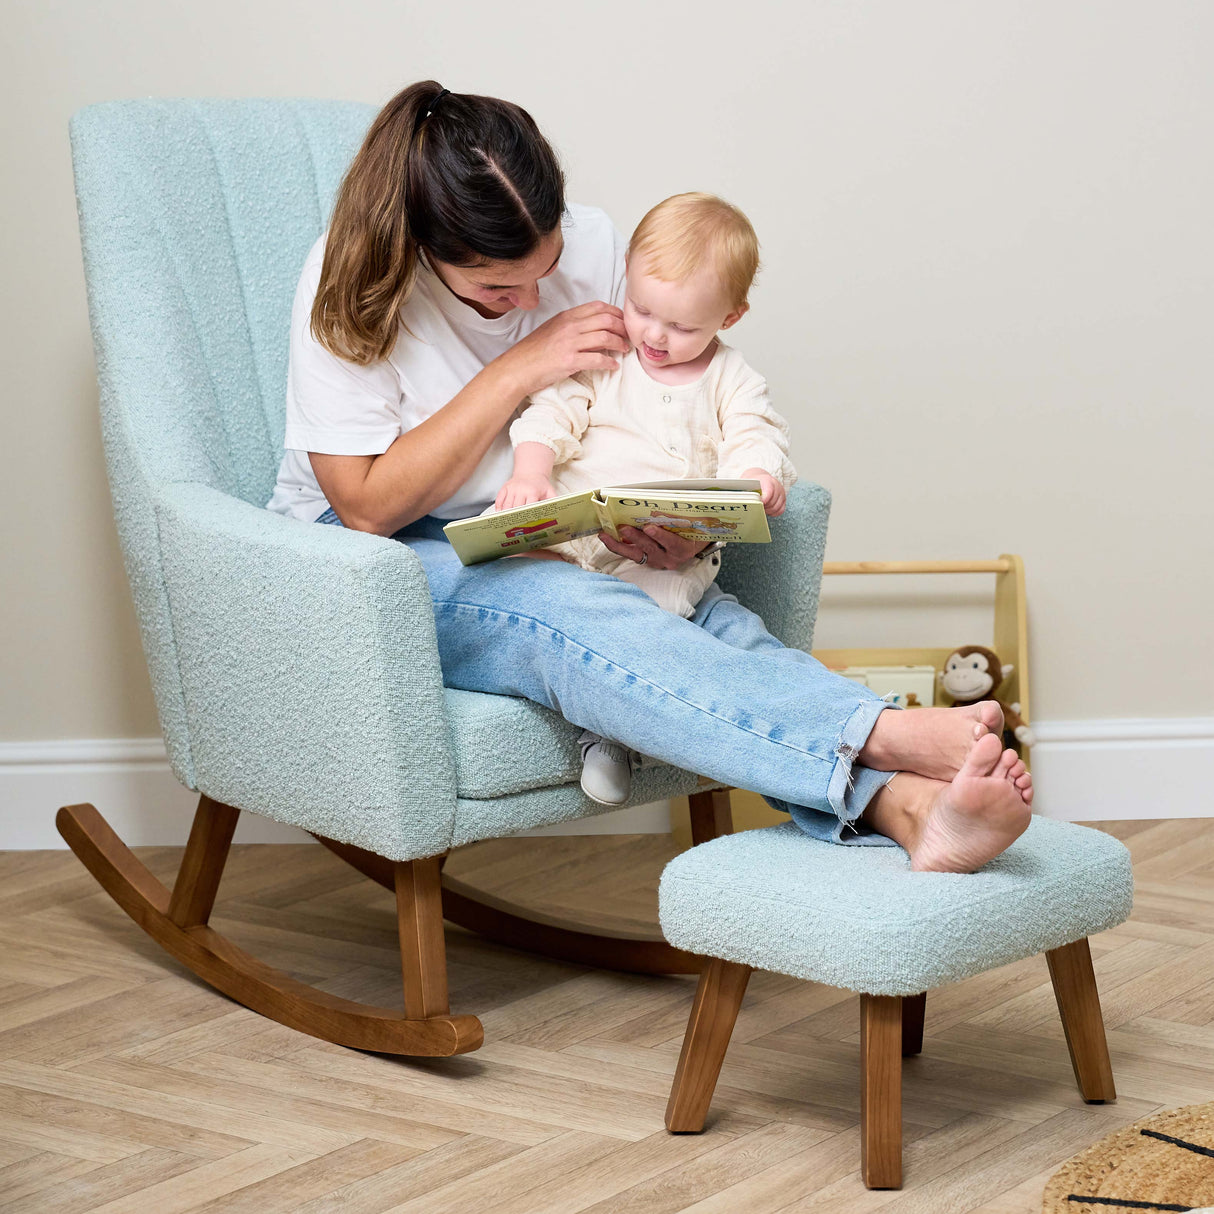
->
xmin=495 ymin=475 xmax=557 ymax=511
xmin=741 ymin=468 xmax=786 ymax=516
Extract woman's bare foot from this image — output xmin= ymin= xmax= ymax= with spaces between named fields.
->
xmin=864 ymin=733 xmax=1032 ymax=873
xmin=858 ymin=701 xmax=1004 ymax=780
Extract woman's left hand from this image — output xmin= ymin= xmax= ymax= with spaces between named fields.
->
xmin=599 ymin=525 xmax=706 ymax=569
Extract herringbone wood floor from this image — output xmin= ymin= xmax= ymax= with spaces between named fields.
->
xmin=0 ymin=818 xmax=1210 ymax=1213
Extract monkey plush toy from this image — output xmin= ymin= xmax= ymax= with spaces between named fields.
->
xmin=938 ymin=645 xmax=1036 ymax=746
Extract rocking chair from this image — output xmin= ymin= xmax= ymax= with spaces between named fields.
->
xmin=63 ymin=98 xmax=831 ymax=1057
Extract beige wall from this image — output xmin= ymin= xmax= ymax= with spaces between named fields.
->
xmin=3 ymin=0 xmax=1212 ymax=741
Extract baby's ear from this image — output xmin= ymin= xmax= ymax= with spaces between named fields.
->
xmin=720 ymin=302 xmax=749 ymax=330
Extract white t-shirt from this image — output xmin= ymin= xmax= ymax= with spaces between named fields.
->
xmin=266 ymin=203 xmax=627 ymax=522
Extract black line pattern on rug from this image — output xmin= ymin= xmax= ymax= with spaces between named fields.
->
xmin=1065 ymin=1197 xmax=1193 ymax=1211
xmin=1140 ymin=1128 xmax=1214 ymax=1160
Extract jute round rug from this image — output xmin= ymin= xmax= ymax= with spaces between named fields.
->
xmin=1043 ymin=1102 xmax=1214 ymax=1212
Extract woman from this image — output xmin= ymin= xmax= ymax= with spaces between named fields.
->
xmin=267 ymin=80 xmax=1033 ymax=873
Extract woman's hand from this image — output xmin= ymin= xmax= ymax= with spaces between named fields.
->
xmin=499 ymin=301 xmax=630 ymax=397
xmin=495 ymin=474 xmax=557 ymax=511
xmin=742 ymin=467 xmax=787 ymax=516
xmin=599 ymin=525 xmax=707 ymax=570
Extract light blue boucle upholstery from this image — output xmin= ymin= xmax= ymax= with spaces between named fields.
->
xmin=73 ymin=99 xmax=834 ymax=861
xmin=444 ymin=689 xmax=585 ymax=799
xmin=715 ymin=481 xmax=830 ymax=652
xmin=659 ymin=818 xmax=1133 ymax=996
xmin=72 ymin=99 xmax=377 ymax=787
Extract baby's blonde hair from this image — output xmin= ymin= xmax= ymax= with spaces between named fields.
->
xmin=628 ymin=192 xmax=760 ymax=310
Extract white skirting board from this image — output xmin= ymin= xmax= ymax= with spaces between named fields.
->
xmin=1 ymin=720 xmax=1211 ymax=849
xmin=1029 ymin=718 xmax=1214 ymax=822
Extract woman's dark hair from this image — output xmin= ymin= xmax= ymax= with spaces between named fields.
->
xmin=311 ymin=80 xmax=566 ymax=364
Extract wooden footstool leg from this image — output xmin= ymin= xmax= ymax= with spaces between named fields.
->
xmin=665 ymin=958 xmax=752 ymax=1132
xmin=1047 ymin=937 xmax=1116 ymax=1102
xmin=902 ymin=992 xmax=927 ymax=1057
xmin=861 ymin=994 xmax=903 ymax=1189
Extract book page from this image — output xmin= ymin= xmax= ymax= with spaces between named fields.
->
xmin=596 ymin=488 xmax=771 ymax=544
xmin=443 ymin=491 xmax=601 ymax=565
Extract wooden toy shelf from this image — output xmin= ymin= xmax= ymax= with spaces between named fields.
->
xmin=672 ymin=554 xmax=1030 ymax=842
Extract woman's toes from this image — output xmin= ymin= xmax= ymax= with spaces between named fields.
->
xmin=960 ymin=730 xmax=1004 ymax=778
xmin=995 ymin=748 xmax=1019 ymax=781
xmin=1015 ymin=771 xmax=1034 ymax=803
xmin=977 ymin=700 xmax=1005 ymax=736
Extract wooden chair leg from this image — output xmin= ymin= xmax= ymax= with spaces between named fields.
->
xmin=666 ymin=958 xmax=751 ymax=1132
xmin=396 ymin=855 xmax=450 ymax=1019
xmin=688 ymin=789 xmax=733 ymax=845
xmin=1047 ymin=937 xmax=1116 ymax=1102
xmin=861 ymin=994 xmax=903 ymax=1189
xmin=167 ymin=796 xmax=240 ymax=928
xmin=902 ymin=992 xmax=927 ymax=1057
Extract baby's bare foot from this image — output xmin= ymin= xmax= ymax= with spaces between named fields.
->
xmin=859 ymin=701 xmax=1004 ymax=781
xmin=908 ymin=733 xmax=1032 ymax=873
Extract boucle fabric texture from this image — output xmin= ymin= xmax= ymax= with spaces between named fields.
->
xmin=659 ymin=817 xmax=1133 ymax=996
xmin=155 ymin=481 xmax=456 ymax=859
xmin=717 ymin=481 xmax=830 ymax=652
xmin=71 ymin=98 xmax=832 ymax=859
xmin=71 ymin=99 xmax=377 ymax=787
xmin=451 ymin=768 xmax=718 ymax=851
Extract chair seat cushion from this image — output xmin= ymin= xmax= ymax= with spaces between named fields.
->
xmin=658 ymin=817 xmax=1133 ymax=996
xmin=443 ymin=688 xmax=708 ymax=805
xmin=444 ymin=689 xmax=586 ymax=798
xmin=442 ymin=688 xmax=718 ymax=844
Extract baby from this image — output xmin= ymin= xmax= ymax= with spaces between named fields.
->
xmin=496 ymin=192 xmax=796 ymax=802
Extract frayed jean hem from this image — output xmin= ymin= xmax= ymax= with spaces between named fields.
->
xmin=764 ymin=698 xmax=900 ymax=847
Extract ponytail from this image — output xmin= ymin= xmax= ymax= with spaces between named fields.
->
xmin=311 ymin=81 xmax=565 ymax=365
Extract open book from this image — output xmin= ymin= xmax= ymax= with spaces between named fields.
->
xmin=443 ymin=479 xmax=771 ymax=566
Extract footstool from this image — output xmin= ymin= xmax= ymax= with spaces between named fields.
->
xmin=658 ymin=816 xmax=1134 ymax=1189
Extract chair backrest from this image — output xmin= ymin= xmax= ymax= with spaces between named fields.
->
xmin=72 ymin=99 xmax=374 ymax=783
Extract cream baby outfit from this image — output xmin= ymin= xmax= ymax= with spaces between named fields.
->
xmin=510 ymin=342 xmax=796 ymax=617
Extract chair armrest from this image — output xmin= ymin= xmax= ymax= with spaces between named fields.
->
xmin=153 ymin=482 xmax=457 ymax=861
xmin=715 ymin=481 xmax=832 ymax=651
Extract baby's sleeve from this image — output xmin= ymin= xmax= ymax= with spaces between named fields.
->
xmin=715 ymin=357 xmax=798 ymax=488
xmin=509 ymin=373 xmax=595 ymax=466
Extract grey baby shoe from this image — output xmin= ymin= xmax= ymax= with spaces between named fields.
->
xmin=578 ymin=731 xmax=640 ymax=806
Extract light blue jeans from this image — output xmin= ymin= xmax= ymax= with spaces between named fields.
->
xmin=317 ymin=508 xmax=898 ymax=845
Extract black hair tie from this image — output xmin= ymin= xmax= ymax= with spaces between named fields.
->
xmin=423 ymin=88 xmax=451 ymax=121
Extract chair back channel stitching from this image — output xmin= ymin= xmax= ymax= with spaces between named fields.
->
xmin=71 ymin=100 xmax=375 ymax=783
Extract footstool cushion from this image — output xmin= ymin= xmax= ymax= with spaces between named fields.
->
xmin=659 ymin=817 xmax=1133 ymax=996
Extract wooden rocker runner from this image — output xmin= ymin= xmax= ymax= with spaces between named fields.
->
xmin=56 ymin=789 xmax=732 ymax=1057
